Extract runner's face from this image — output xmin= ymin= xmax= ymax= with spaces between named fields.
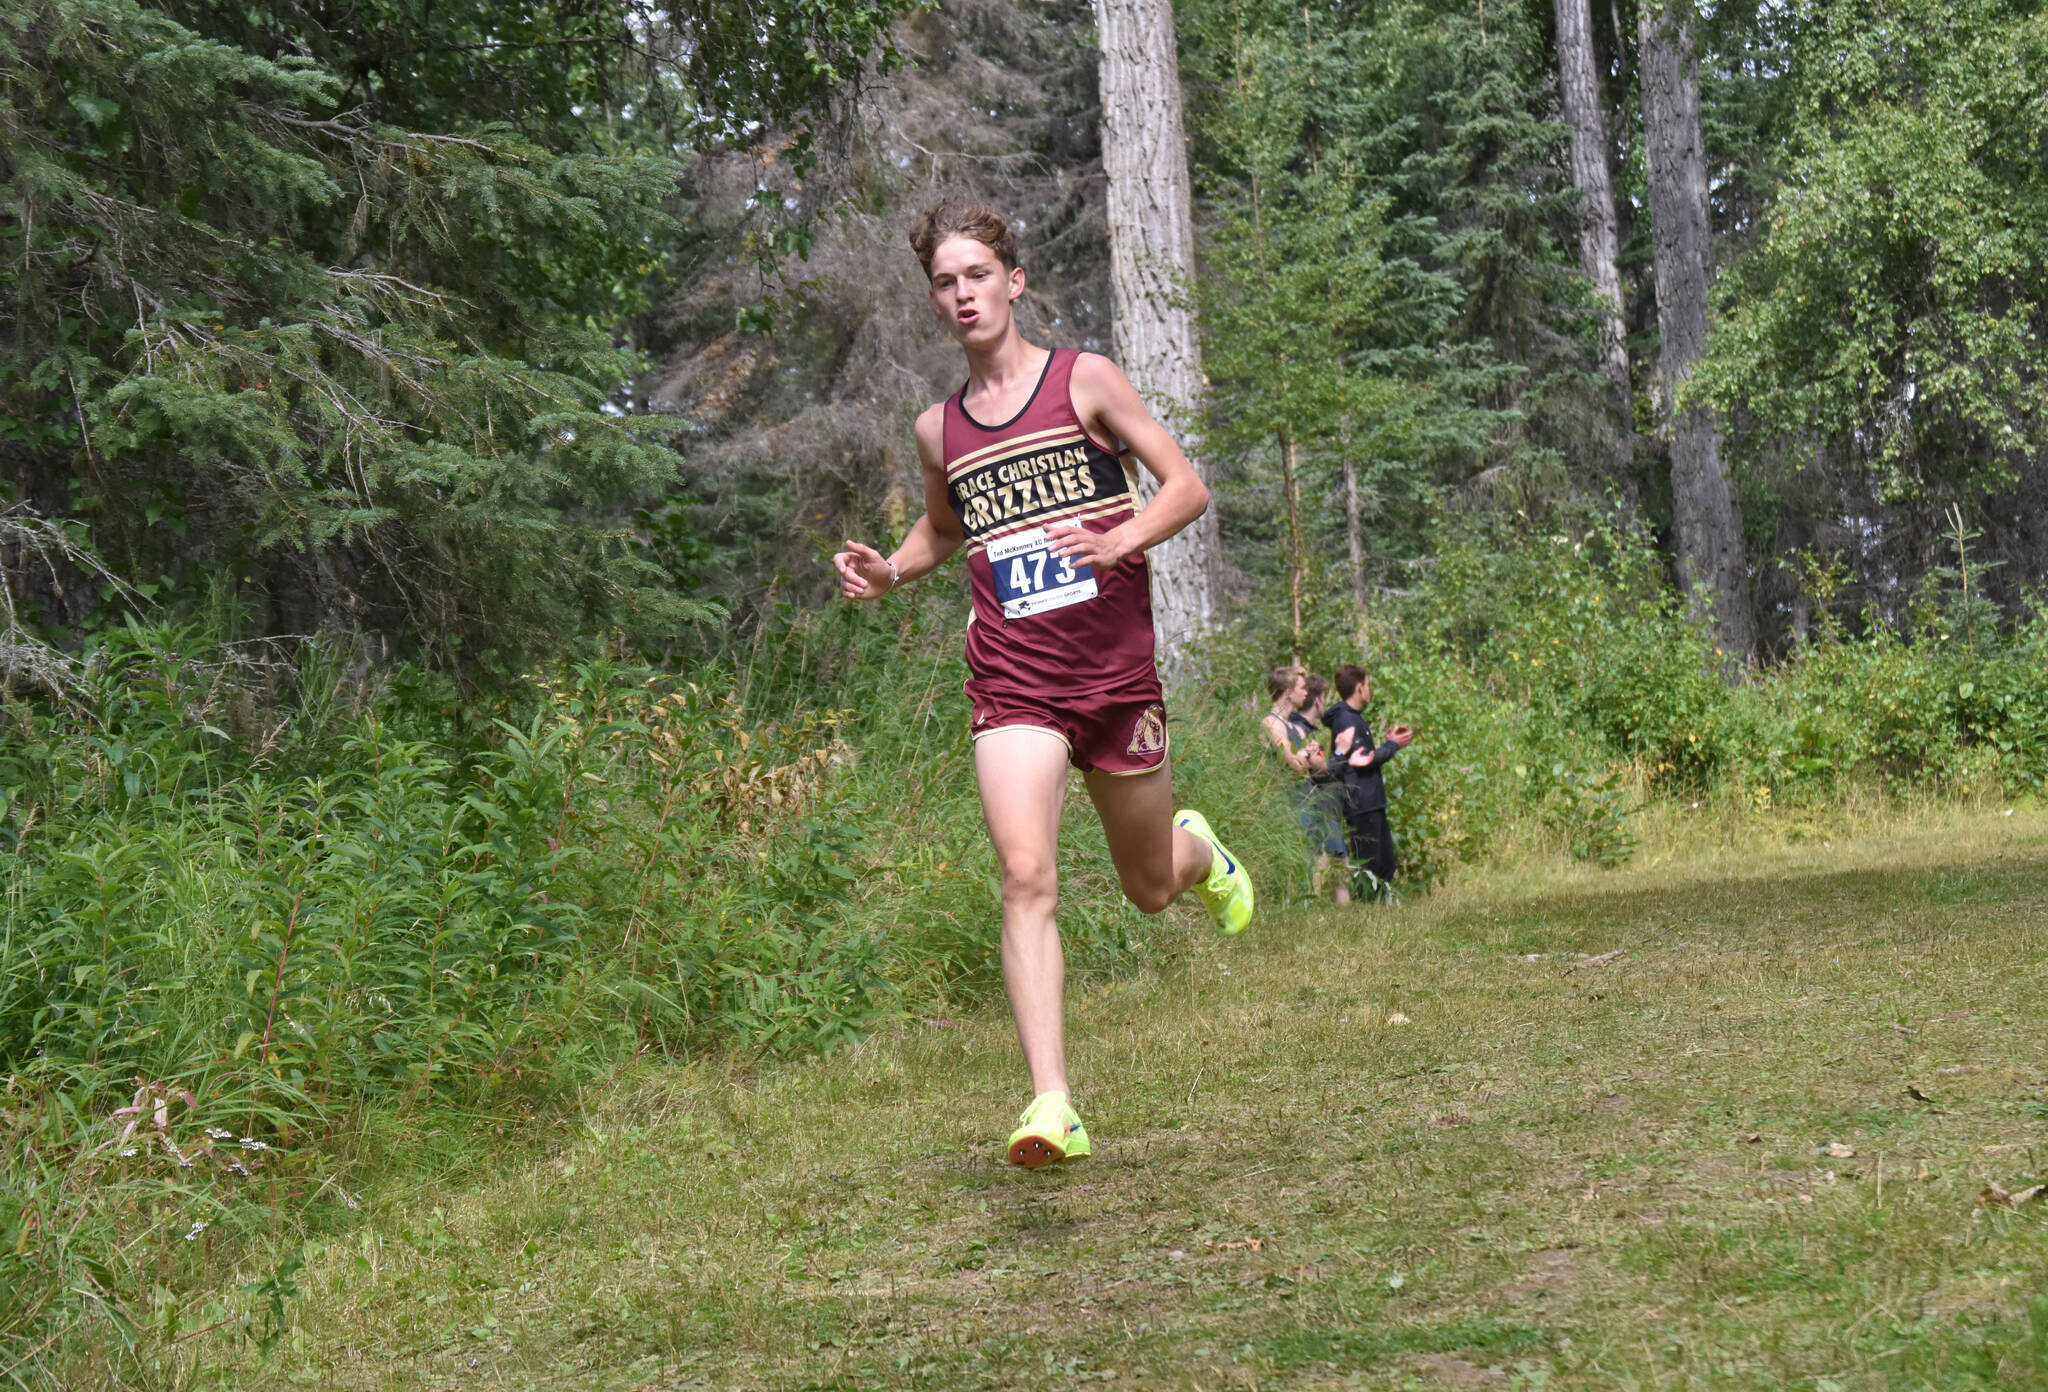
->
xmin=928 ymin=237 xmax=1022 ymax=347
xmin=1288 ymin=674 xmax=1307 ymax=708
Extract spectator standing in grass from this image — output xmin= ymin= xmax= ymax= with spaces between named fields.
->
xmin=1323 ymin=664 xmax=1414 ymax=897
xmin=1259 ymin=667 xmax=1350 ymax=903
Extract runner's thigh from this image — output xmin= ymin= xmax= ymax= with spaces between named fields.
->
xmin=973 ymin=726 xmax=1072 ymax=877
xmin=1082 ymin=758 xmax=1176 ymax=894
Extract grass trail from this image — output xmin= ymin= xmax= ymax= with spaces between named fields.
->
xmin=168 ymin=812 xmax=2048 ymax=1390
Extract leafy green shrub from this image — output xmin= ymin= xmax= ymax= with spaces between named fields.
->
xmin=0 ymin=601 xmax=1306 ymax=1372
xmin=1214 ymin=507 xmax=2048 ymax=883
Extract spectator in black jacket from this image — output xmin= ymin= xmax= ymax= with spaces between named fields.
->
xmin=1322 ymin=664 xmax=1413 ymax=895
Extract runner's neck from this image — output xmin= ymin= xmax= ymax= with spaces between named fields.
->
xmin=961 ymin=336 xmax=1050 ymax=423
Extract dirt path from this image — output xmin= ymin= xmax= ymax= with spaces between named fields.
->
xmin=194 ymin=814 xmax=2048 ymax=1389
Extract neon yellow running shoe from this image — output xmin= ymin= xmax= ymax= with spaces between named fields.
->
xmin=1175 ymin=808 xmax=1255 ymax=936
xmin=1007 ymin=1091 xmax=1091 ymax=1169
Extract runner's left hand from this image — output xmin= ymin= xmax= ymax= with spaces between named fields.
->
xmin=833 ymin=540 xmax=894 ymax=600
xmin=1046 ymin=522 xmax=1131 ymax=571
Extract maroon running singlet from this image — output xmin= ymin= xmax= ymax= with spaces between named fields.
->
xmin=944 ymin=348 xmax=1168 ymax=774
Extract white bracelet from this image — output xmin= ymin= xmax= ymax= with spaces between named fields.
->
xmin=884 ymin=558 xmax=901 ymax=591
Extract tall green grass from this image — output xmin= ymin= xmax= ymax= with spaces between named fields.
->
xmin=5 ymin=519 xmax=2044 ymax=1382
xmin=0 ymin=604 xmax=1294 ymax=1382
xmin=1217 ymin=515 xmax=2048 ymax=884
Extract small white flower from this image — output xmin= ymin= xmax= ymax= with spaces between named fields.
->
xmin=240 ymin=1138 xmax=270 ymax=1151
xmin=207 ymin=1127 xmax=234 ymax=1140
xmin=119 ymin=1147 xmax=139 ymax=1157
xmin=184 ymin=1221 xmax=208 ymax=1241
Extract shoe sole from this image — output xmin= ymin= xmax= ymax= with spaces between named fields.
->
xmin=1008 ymin=1135 xmax=1067 ymax=1168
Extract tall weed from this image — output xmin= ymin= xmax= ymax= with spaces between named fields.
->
xmin=0 ymin=601 xmax=1293 ymax=1378
xmin=1214 ymin=510 xmax=2047 ymax=885
xmin=6 ymin=523 xmax=2040 ymax=1379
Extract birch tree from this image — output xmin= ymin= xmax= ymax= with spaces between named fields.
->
xmin=1096 ymin=0 xmax=1216 ymax=674
xmin=1552 ymin=0 xmax=1633 ymax=479
xmin=1638 ymin=0 xmax=1757 ymax=672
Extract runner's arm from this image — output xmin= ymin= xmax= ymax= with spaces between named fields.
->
xmin=1047 ymin=353 xmax=1209 ymax=570
xmin=834 ymin=407 xmax=963 ymax=599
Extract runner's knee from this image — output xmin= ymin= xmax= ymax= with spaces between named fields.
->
xmin=998 ymin=854 xmax=1058 ymax=907
xmin=1119 ymin=871 xmax=1177 ymax=915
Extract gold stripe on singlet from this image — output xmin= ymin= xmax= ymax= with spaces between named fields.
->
xmin=964 ymin=496 xmax=1136 ymax=556
xmin=945 ymin=426 xmax=1085 ymax=481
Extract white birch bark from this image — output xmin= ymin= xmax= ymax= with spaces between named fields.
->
xmin=1096 ymin=0 xmax=1215 ymax=677
xmin=1553 ymin=0 xmax=1630 ymax=396
xmin=1342 ymin=454 xmax=1365 ymax=609
xmin=1638 ymin=0 xmax=1756 ymax=672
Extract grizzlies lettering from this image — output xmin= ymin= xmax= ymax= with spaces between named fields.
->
xmin=948 ymin=433 xmax=1121 ymax=545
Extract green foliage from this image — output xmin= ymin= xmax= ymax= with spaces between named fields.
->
xmin=0 ymin=0 xmax=703 ymax=668
xmin=1217 ymin=504 xmax=2048 ymax=886
xmin=1700 ymin=0 xmax=2048 ymax=505
xmin=0 ymin=0 xmax=921 ymax=680
xmin=0 ymin=599 xmax=1295 ymax=1372
xmin=1184 ymin=0 xmax=1625 ymax=650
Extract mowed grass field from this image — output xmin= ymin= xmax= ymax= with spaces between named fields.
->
xmin=155 ymin=810 xmax=2047 ymax=1391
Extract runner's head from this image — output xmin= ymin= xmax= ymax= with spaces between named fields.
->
xmin=912 ymin=200 xmax=1024 ymax=349
xmin=1335 ymin=664 xmax=1372 ymax=707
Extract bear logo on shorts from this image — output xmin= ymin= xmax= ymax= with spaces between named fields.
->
xmin=1126 ymin=704 xmax=1167 ymax=756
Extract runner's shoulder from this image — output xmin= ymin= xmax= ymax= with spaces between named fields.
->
xmin=913 ymin=401 xmax=947 ymax=464
xmin=1068 ymin=351 xmax=1123 ymax=392
xmin=1068 ymin=352 xmax=1140 ymax=425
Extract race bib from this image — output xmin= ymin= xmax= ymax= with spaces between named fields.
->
xmin=987 ymin=527 xmax=1098 ymax=619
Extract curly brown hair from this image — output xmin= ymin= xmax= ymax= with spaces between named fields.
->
xmin=909 ymin=200 xmax=1020 ymax=279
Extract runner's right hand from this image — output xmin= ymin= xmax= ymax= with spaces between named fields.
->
xmin=833 ymin=540 xmax=893 ymax=601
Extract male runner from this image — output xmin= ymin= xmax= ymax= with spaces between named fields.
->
xmin=834 ymin=200 xmax=1254 ymax=1169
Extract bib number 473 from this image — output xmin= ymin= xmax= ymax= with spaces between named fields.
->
xmin=987 ymin=526 xmax=1098 ymax=619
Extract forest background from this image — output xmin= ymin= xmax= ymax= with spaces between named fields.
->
xmin=3 ymin=0 xmax=2047 ymax=1379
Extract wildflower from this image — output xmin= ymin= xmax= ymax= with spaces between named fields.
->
xmin=207 ymin=1127 xmax=234 ymax=1140
xmin=184 ymin=1221 xmax=209 ymax=1241
xmin=119 ymin=1147 xmax=139 ymax=1157
xmin=240 ymin=1138 xmax=271 ymax=1151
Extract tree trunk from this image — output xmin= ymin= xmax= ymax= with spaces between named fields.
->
xmin=1552 ymin=0 xmax=1632 ymax=420
xmin=1342 ymin=454 xmax=1365 ymax=609
xmin=1279 ymin=430 xmax=1305 ymax=662
xmin=1097 ymin=0 xmax=1215 ymax=679
xmin=1637 ymin=0 xmax=1755 ymax=675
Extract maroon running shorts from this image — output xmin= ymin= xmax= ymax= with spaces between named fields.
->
xmin=967 ymin=677 xmax=1169 ymax=775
